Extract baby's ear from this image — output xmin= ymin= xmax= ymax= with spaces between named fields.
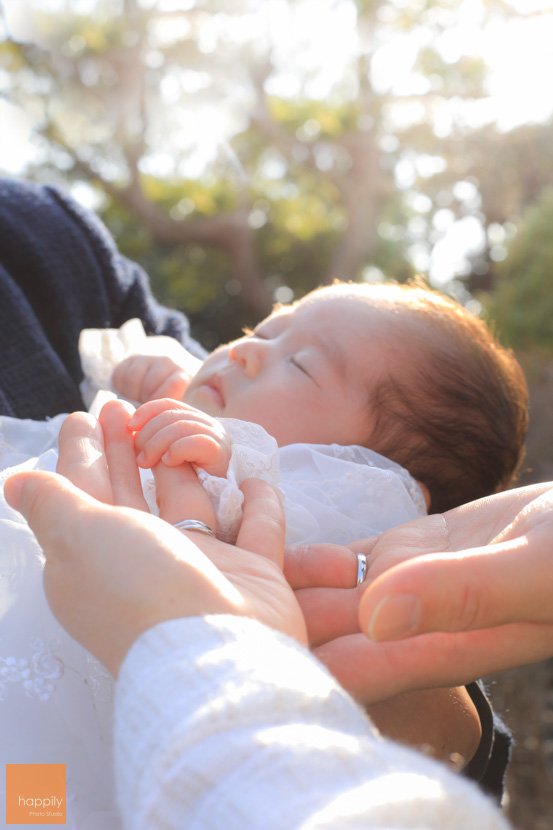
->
xmin=416 ymin=481 xmax=431 ymax=511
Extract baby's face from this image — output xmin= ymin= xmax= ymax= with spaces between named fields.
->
xmin=184 ymin=286 xmax=402 ymax=448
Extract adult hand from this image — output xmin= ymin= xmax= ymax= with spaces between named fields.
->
xmin=358 ymin=487 xmax=553 ymax=683
xmin=4 ymin=401 xmax=307 ymax=677
xmin=286 ymin=483 xmax=553 ymax=703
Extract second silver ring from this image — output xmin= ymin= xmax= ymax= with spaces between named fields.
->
xmin=356 ymin=553 xmax=368 ymax=587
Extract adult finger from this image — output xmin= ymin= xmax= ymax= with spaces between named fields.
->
xmin=435 ymin=483 xmax=553 ymax=551
xmin=296 ymin=585 xmax=361 ymax=647
xmin=153 ymin=460 xmax=216 ymax=530
xmin=346 ymin=484 xmax=553 ymax=576
xmin=98 ymin=399 xmax=148 ymax=511
xmin=56 ymin=411 xmax=112 ymax=503
xmin=491 ymin=487 xmax=553 ymax=543
xmin=283 ymin=543 xmax=359 ymax=589
xmin=5 ymin=469 xmax=238 ymax=676
xmin=359 ymin=528 xmax=553 ymax=643
xmin=235 ymin=478 xmax=285 ymax=568
xmin=315 ymin=623 xmax=553 ymax=704
xmin=348 ymin=514 xmax=450 ymax=578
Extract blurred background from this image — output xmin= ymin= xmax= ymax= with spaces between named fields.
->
xmin=0 ymin=0 xmax=552 ymax=826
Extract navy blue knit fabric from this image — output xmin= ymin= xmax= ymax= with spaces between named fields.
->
xmin=0 ymin=178 xmax=204 ymax=419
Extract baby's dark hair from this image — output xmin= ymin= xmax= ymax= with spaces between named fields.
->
xmin=328 ymin=280 xmax=528 ymax=514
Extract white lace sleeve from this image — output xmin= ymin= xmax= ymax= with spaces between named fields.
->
xmin=195 ymin=419 xmax=281 ymax=543
xmin=78 ymin=318 xmax=203 ymax=408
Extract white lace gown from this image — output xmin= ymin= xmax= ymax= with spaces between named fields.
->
xmin=0 ymin=321 xmax=426 ymax=828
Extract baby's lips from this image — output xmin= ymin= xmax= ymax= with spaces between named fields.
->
xmin=199 ymin=375 xmax=225 ymax=409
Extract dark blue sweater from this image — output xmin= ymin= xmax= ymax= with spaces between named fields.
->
xmin=0 ymin=178 xmax=204 ymax=419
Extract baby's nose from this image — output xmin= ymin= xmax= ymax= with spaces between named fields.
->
xmin=230 ymin=339 xmax=263 ymax=377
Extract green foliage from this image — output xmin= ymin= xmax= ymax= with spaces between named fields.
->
xmin=482 ymin=188 xmax=553 ymax=353
xmin=0 ymin=38 xmax=27 ymax=71
xmin=2 ymin=0 xmax=550 ymax=349
xmin=96 ymin=185 xmax=245 ymax=346
xmin=267 ymin=97 xmax=361 ymax=139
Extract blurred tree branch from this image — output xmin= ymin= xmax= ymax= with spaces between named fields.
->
xmin=1 ymin=0 xmax=550 ymax=339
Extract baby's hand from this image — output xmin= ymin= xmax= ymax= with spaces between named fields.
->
xmin=129 ymin=399 xmax=232 ymax=478
xmin=113 ymin=354 xmax=192 ymax=403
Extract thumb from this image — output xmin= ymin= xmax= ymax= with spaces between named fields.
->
xmin=5 ymin=470 xmax=98 ymax=560
xmin=236 ymin=478 xmax=285 ymax=568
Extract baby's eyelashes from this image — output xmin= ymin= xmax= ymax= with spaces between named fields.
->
xmin=289 ymin=356 xmax=310 ymax=377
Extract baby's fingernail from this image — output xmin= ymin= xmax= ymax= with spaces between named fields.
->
xmin=162 ymin=452 xmax=171 ymax=463
xmin=136 ymin=451 xmax=146 ymax=466
xmin=367 ymin=594 xmax=421 ymax=641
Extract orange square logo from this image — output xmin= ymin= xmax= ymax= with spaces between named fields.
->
xmin=6 ymin=764 xmax=66 ymax=825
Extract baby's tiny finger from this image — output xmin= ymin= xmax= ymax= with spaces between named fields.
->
xmin=112 ymin=356 xmax=145 ymax=400
xmin=153 ymin=370 xmax=190 ymax=401
xmin=162 ymin=435 xmax=222 ymax=468
xmin=135 ymin=421 xmax=198 ymax=466
xmin=142 ymin=358 xmax=181 ymax=401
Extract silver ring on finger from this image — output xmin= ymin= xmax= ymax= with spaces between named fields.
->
xmin=173 ymin=519 xmax=215 ymax=538
xmin=356 ymin=553 xmax=368 ymax=587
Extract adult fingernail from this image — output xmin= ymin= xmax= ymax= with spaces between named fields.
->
xmin=367 ymin=594 xmax=421 ymax=641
